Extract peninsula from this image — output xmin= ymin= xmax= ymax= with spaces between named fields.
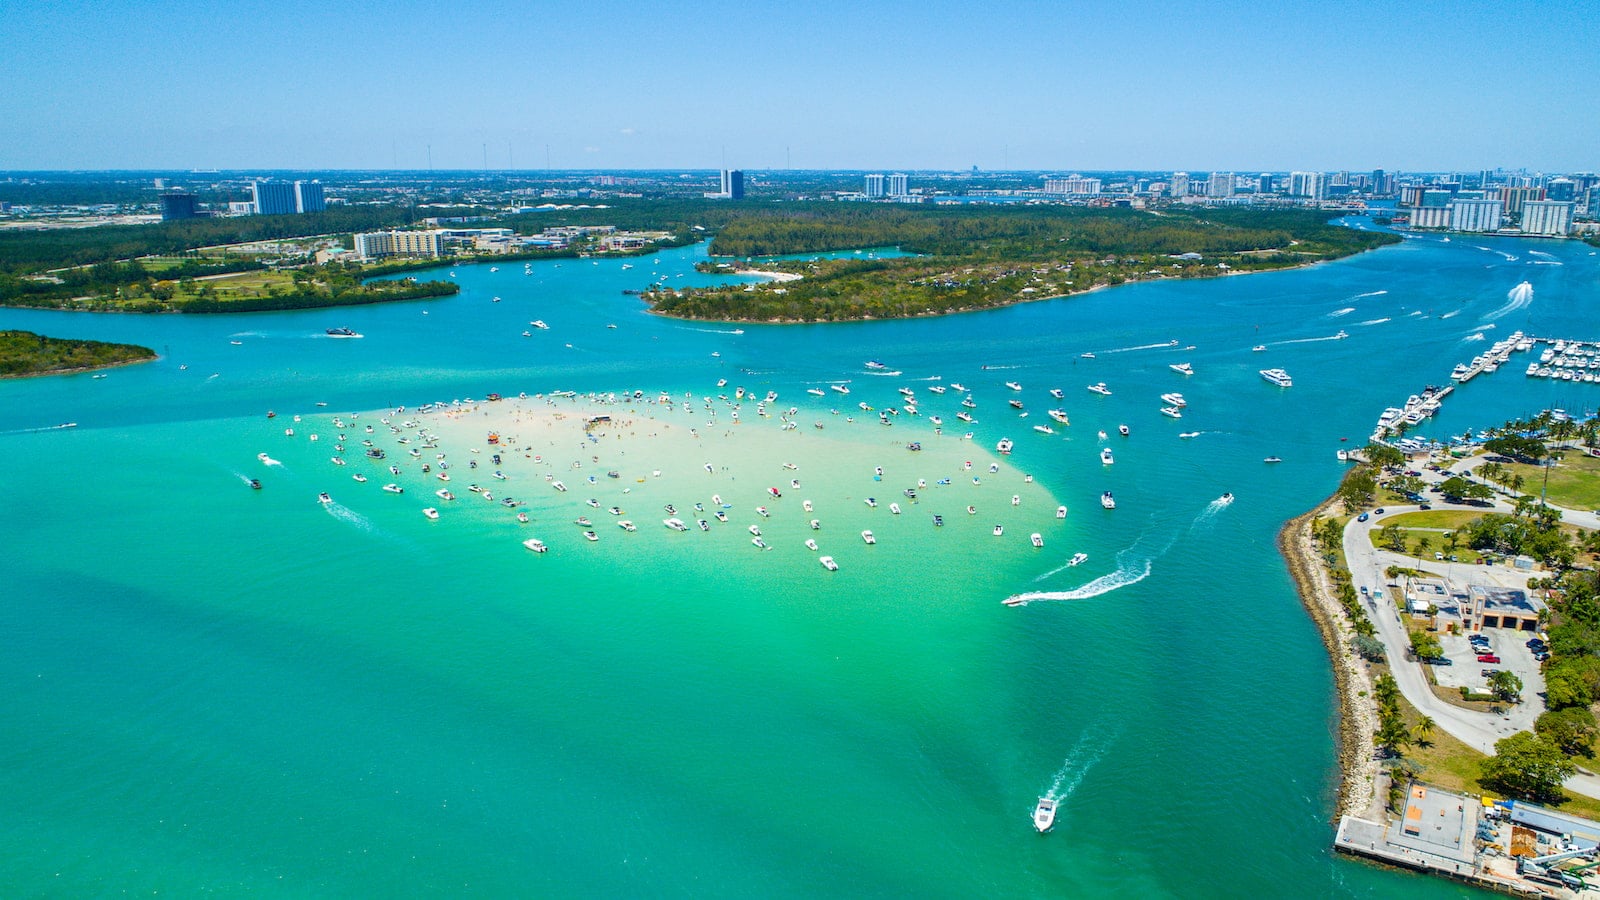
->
xmin=0 ymin=329 xmax=155 ymax=377
xmin=645 ymin=206 xmax=1398 ymax=322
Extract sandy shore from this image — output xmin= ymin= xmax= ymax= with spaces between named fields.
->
xmin=1278 ymin=494 xmax=1384 ymax=821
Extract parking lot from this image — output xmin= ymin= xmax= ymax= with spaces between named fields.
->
xmin=1428 ymin=627 xmax=1546 ymax=701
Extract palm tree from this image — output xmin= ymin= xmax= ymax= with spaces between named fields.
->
xmin=1511 ymin=473 xmax=1526 ymax=496
xmin=1412 ymin=715 xmax=1437 ymax=745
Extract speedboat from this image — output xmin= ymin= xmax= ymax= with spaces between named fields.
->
xmin=1087 ymin=383 xmax=1111 ymax=396
xmin=617 ymin=520 xmax=636 ymax=531
xmin=949 ymin=383 xmax=967 ymax=393
xmin=1179 ymin=431 xmax=1200 ymax=439
xmin=517 ymin=512 xmax=530 ymax=523
xmin=382 ymin=483 xmax=404 ymax=494
xmin=435 ymin=488 xmax=454 ymax=500
xmin=249 ymin=478 xmax=262 ymax=490
xmin=1264 ymin=456 xmax=1282 ymax=464
xmin=422 ymin=507 xmax=439 ymax=520
xmin=1031 ymin=533 xmax=1043 ymax=548
xmin=1033 ymin=424 xmax=1055 ymax=434
xmin=1100 ymin=448 xmax=1114 ymax=465
xmin=1218 ymin=493 xmax=1234 ymax=504
xmin=889 ymin=502 xmax=902 ymax=515
xmin=575 ymin=516 xmax=593 ymax=527
xmin=830 ymin=384 xmax=851 ymax=395
xmin=325 ymin=326 xmax=362 ymax=338
xmin=352 ymin=474 xmax=367 ymax=483
xmin=864 ymin=498 xmax=877 ymax=508
xmin=805 ymin=538 xmax=819 ymax=551
xmin=1049 ymin=388 xmax=1064 ymax=399
xmin=1056 ymin=505 xmax=1067 ymax=519
xmin=1160 ymin=406 xmax=1183 ymax=418
xmin=523 ymin=538 xmax=548 ymax=553
xmin=1252 ymin=344 xmax=1267 ymax=352
xmin=932 ymin=515 xmax=944 ymax=527
xmin=807 ymin=388 xmax=825 ymax=396
xmin=809 ymin=519 xmax=821 ymax=530
xmin=756 ymin=506 xmax=770 ymax=517
xmin=584 ymin=531 xmax=599 ymax=542
xmin=1100 ymin=491 xmax=1116 ymax=509
xmin=663 ymin=517 xmax=688 ymax=531
xmin=1080 ymin=352 xmax=1095 ymax=359
xmin=819 ymin=556 xmax=838 ymax=571
xmin=1005 ymin=381 xmax=1023 ymax=391
xmin=1260 ymin=368 xmax=1293 ymax=387
xmin=803 ymin=500 xmax=814 ymax=512
xmin=748 ymin=524 xmax=762 ymax=537
xmin=928 ymin=385 xmax=947 ymax=394
xmin=997 ymin=438 xmax=1014 ymax=454
xmin=1169 ymin=363 xmax=1193 ymax=376
xmin=1068 ymin=552 xmax=1087 ymax=567
xmin=1160 ymin=393 xmax=1187 ymax=407
xmin=1048 ymin=409 xmax=1070 ymax=424
xmin=861 ymin=530 xmax=876 ymax=545
xmin=865 ymin=360 xmax=888 ymax=370
xmin=993 ymin=524 xmax=1004 ymax=537
xmin=1118 ymin=424 xmax=1130 ymax=436
xmin=530 ymin=320 xmax=550 ymax=330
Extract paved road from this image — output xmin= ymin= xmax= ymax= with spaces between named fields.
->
xmin=1344 ymin=500 xmax=1600 ymax=798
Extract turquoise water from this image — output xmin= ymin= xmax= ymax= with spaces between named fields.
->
xmin=3 ymin=227 xmax=1595 ymax=896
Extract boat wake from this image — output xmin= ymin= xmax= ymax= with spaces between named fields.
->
xmin=1276 ymin=333 xmax=1348 ymax=345
xmin=1351 ymin=290 xmax=1388 ymax=300
xmin=1484 ymin=281 xmax=1533 ymax=320
xmin=1010 ymin=556 xmax=1152 ymax=605
xmin=1100 ymin=340 xmax=1181 ymax=355
xmin=693 ymin=328 xmax=746 ymax=335
xmin=863 ymin=370 xmax=903 ymax=376
xmin=1440 ymin=310 xmax=1461 ymax=319
xmin=258 ymin=454 xmax=282 ymax=466
xmin=1462 ymin=332 xmax=1487 ymax=342
xmin=979 ymin=363 xmax=1024 ymax=370
xmin=1196 ymin=496 xmax=1234 ymax=523
xmin=324 ymin=501 xmax=377 ymax=532
xmin=1358 ymin=317 xmax=1391 ymax=326
xmin=1327 ymin=307 xmax=1356 ymax=317
xmin=1042 ymin=726 xmax=1116 ymax=805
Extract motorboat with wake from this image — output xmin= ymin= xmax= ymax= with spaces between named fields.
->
xmin=1034 ymin=797 xmax=1057 ymax=832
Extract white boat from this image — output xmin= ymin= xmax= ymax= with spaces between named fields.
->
xmin=928 ymin=385 xmax=947 ymax=394
xmin=1169 ymin=363 xmax=1194 ymax=375
xmin=1005 ymin=381 xmax=1023 ymax=391
xmin=584 ymin=531 xmax=599 ymax=542
xmin=1252 ymin=344 xmax=1267 ymax=352
xmin=748 ymin=525 xmax=762 ymax=536
xmin=318 ymin=492 xmax=332 ymax=504
xmin=807 ymin=388 xmax=826 ymax=396
xmin=1030 ymin=533 xmax=1043 ymax=548
xmin=1080 ymin=352 xmax=1095 ymax=359
xmin=522 ymin=538 xmax=547 ymax=553
xmin=865 ymin=360 xmax=888 ymax=370
xmin=819 ymin=555 xmax=838 ymax=571
xmin=1100 ymin=448 xmax=1114 ymax=465
xmin=805 ymin=538 xmax=819 ymax=551
xmin=830 ymin=384 xmax=851 ymax=395
xmin=1069 ymin=552 xmax=1087 ymax=567
xmin=1100 ymin=491 xmax=1116 ymax=509
xmin=889 ymin=503 xmax=902 ymax=515
xmin=382 ymin=483 xmax=404 ymax=494
xmin=1264 ymin=456 xmax=1282 ymax=464
xmin=861 ymin=530 xmax=876 ymax=545
xmin=1160 ymin=393 xmax=1187 ymax=407
xmin=352 ymin=473 xmax=367 ymax=483
xmin=1160 ymin=406 xmax=1183 ymax=418
xmin=993 ymin=524 xmax=1004 ymax=537
xmin=1218 ymin=493 xmax=1234 ymax=504
xmin=1179 ymin=431 xmax=1200 ymax=438
xmin=1033 ymin=424 xmax=1055 ymax=434
xmin=1118 ymin=424 xmax=1130 ymax=436
xmin=617 ymin=520 xmax=636 ymax=531
xmin=1087 ymin=383 xmax=1111 ymax=396
xmin=530 ymin=320 xmax=550 ymax=330
xmin=1056 ymin=505 xmax=1067 ymax=519
xmin=663 ymin=517 xmax=688 ymax=531
xmin=996 ymin=438 xmax=1014 ymax=454
xmin=1048 ymin=409 xmax=1070 ymax=424
xmin=326 ymin=326 xmax=363 ymax=339
xmin=810 ymin=519 xmax=821 ymax=530
xmin=422 ymin=507 xmax=439 ymax=520
xmin=1260 ymin=368 xmax=1293 ymax=387
xmin=1049 ymin=388 xmax=1064 ymax=399
xmin=949 ymin=383 xmax=967 ymax=393
xmin=331 ymin=456 xmax=345 ymax=466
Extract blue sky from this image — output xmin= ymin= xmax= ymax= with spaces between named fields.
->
xmin=2 ymin=0 xmax=1595 ymax=172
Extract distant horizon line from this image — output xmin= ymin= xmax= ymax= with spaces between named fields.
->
xmin=0 ymin=166 xmax=1577 ymax=177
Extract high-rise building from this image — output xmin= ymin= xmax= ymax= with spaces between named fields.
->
xmin=353 ymin=229 xmax=444 ymax=261
xmin=1478 ymin=169 xmax=1496 ymax=189
xmin=887 ymin=173 xmax=909 ymax=197
xmin=1545 ymin=178 xmax=1576 ymax=202
xmin=1521 ymin=200 xmax=1574 ymax=236
xmin=250 ymin=180 xmax=297 ymax=215
xmin=719 ymin=169 xmax=744 ymax=200
xmin=1499 ymin=185 xmax=1545 ymax=220
xmin=1420 ymin=190 xmax=1452 ymax=209
xmin=1410 ymin=207 xmax=1451 ymax=229
xmin=1288 ymin=171 xmax=1326 ymax=200
xmin=864 ymin=173 xmax=885 ymax=198
xmin=1169 ymin=172 xmax=1189 ymax=198
xmin=1207 ymin=172 xmax=1234 ymax=198
xmin=1256 ymin=173 xmax=1275 ymax=194
xmin=1044 ymin=175 xmax=1101 ymax=195
xmin=160 ymin=192 xmax=198 ymax=221
xmin=294 ymin=181 xmax=325 ymax=213
xmin=1450 ymin=198 xmax=1504 ymax=232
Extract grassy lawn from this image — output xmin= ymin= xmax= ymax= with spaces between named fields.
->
xmin=1506 ymin=453 xmax=1600 ymax=511
xmin=1397 ymin=693 xmax=1600 ymax=821
xmin=172 ymin=269 xmax=301 ymax=301
xmin=1383 ymin=510 xmax=1486 ymax=530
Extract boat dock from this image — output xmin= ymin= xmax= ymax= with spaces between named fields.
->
xmin=1370 ymin=331 xmax=1536 ymax=445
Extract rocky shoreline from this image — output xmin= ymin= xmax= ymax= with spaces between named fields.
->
xmin=1278 ymin=494 xmax=1384 ymax=820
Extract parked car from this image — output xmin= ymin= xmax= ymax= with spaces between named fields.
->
xmin=1535 ymin=651 xmax=1551 ymax=662
xmin=1478 ymin=654 xmax=1501 ymax=664
xmin=1527 ymin=638 xmax=1548 ymax=651
xmin=1426 ymin=657 xmax=1453 ymax=666
xmin=1435 ymin=552 xmax=1445 ymax=560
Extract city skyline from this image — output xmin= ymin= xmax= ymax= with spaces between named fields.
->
xmin=2 ymin=0 xmax=1597 ymax=172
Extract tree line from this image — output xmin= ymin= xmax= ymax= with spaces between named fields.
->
xmin=0 ymin=330 xmax=155 ymax=377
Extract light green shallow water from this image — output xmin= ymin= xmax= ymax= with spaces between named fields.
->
xmin=3 ymin=227 xmax=1591 ymax=895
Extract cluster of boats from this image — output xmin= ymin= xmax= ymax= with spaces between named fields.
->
xmin=1526 ymin=336 xmax=1600 ymax=382
xmin=1452 ymin=331 xmax=1529 ymax=382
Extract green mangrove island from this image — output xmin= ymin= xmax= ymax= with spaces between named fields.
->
xmin=0 ymin=330 xmax=156 ymax=377
xmin=645 ymin=205 xmax=1398 ymax=322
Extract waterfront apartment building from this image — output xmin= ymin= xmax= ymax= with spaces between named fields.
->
xmin=1409 ymin=206 xmax=1450 ymax=229
xmin=1450 ymin=198 xmax=1504 ymax=232
xmin=159 ymin=192 xmax=199 ymax=221
xmin=354 ymin=229 xmax=444 ymax=261
xmin=293 ymin=181 xmax=326 ymax=213
xmin=1498 ymin=185 xmax=1545 ymax=220
xmin=1169 ymin=172 xmax=1189 ymax=198
xmin=1044 ymin=175 xmax=1101 ymax=195
xmin=250 ymin=180 xmax=297 ymax=216
xmin=887 ymin=173 xmax=908 ymax=197
xmin=1206 ymin=172 xmax=1234 ymax=198
xmin=1288 ymin=171 xmax=1326 ymax=200
xmin=1521 ymin=200 xmax=1574 ymax=236
xmin=864 ymin=174 xmax=885 ymax=198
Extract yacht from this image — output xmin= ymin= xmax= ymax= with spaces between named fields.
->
xmin=1048 ymin=409 xmax=1070 ymax=424
xmin=530 ymin=320 xmax=550 ymax=330
xmin=1005 ymin=381 xmax=1023 ymax=391
xmin=1100 ymin=448 xmax=1114 ymax=465
xmin=617 ymin=520 xmax=637 ymax=531
xmin=1087 ymin=383 xmax=1112 ymax=396
xmin=997 ymin=438 xmax=1014 ymax=454
xmin=861 ymin=530 xmax=876 ymax=545
xmin=819 ymin=555 xmax=839 ymax=571
xmin=522 ymin=538 xmax=548 ymax=553
xmin=928 ymin=385 xmax=947 ymax=394
xmin=1160 ymin=406 xmax=1183 ymax=418
xmin=325 ymin=326 xmax=363 ymax=338
xmin=663 ymin=518 xmax=688 ymax=531
xmin=1260 ymin=368 xmax=1293 ymax=387
xmin=1160 ymin=393 xmax=1187 ymax=407
xmin=422 ymin=507 xmax=439 ymax=520
xmin=1030 ymin=533 xmax=1044 ymax=548
xmin=1049 ymin=388 xmax=1064 ymax=399
xmin=865 ymin=360 xmax=888 ymax=370
xmin=1100 ymin=491 xmax=1116 ymax=509
xmin=1169 ymin=363 xmax=1194 ymax=375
